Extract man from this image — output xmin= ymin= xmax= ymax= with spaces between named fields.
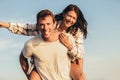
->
xmin=19 ymin=9 xmax=72 ymax=80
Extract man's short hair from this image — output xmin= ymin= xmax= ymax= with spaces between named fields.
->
xmin=36 ymin=9 xmax=55 ymax=25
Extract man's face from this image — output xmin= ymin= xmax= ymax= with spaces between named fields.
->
xmin=38 ymin=16 xmax=55 ymax=40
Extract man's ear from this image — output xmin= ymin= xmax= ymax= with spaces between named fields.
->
xmin=53 ymin=21 xmax=57 ymax=29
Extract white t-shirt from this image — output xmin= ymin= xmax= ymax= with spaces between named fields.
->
xmin=22 ymin=35 xmax=72 ymax=80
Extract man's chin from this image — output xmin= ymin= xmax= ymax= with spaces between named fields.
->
xmin=42 ymin=34 xmax=49 ymax=39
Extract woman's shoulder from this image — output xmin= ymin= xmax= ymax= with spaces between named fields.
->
xmin=74 ymin=29 xmax=83 ymax=38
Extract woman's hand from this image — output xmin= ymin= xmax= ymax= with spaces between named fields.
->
xmin=0 ymin=21 xmax=10 ymax=28
xmin=59 ymin=33 xmax=73 ymax=50
xmin=0 ymin=21 xmax=2 ymax=27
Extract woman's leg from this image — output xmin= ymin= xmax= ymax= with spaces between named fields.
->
xmin=80 ymin=72 xmax=86 ymax=80
xmin=77 ymin=58 xmax=86 ymax=80
xmin=29 ymin=68 xmax=41 ymax=80
xmin=70 ymin=58 xmax=86 ymax=80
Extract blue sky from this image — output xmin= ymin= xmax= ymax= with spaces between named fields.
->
xmin=0 ymin=0 xmax=120 ymax=80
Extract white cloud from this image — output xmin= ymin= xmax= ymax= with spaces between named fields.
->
xmin=0 ymin=55 xmax=11 ymax=61
xmin=0 ymin=39 xmax=13 ymax=50
xmin=0 ymin=39 xmax=22 ymax=50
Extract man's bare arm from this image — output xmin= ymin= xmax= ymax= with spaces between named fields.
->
xmin=19 ymin=52 xmax=29 ymax=79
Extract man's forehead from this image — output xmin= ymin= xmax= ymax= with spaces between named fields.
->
xmin=39 ymin=16 xmax=54 ymax=23
xmin=39 ymin=15 xmax=52 ymax=20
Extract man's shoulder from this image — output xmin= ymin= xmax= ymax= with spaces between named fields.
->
xmin=25 ymin=35 xmax=42 ymax=47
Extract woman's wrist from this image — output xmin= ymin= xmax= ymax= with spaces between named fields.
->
xmin=5 ymin=22 xmax=10 ymax=28
xmin=67 ymin=45 xmax=73 ymax=51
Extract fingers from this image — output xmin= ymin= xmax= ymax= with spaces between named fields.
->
xmin=59 ymin=33 xmax=67 ymax=39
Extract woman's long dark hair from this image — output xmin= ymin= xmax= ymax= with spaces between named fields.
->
xmin=55 ymin=4 xmax=88 ymax=39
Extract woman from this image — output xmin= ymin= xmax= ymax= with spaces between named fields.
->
xmin=56 ymin=4 xmax=87 ymax=80
xmin=0 ymin=4 xmax=88 ymax=80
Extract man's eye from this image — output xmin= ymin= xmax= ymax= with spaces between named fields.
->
xmin=47 ymin=23 xmax=50 ymax=25
xmin=39 ymin=24 xmax=43 ymax=27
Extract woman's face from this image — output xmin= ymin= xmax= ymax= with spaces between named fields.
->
xmin=63 ymin=10 xmax=77 ymax=28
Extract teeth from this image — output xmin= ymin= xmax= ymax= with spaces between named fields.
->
xmin=67 ymin=22 xmax=72 ymax=25
xmin=44 ymin=32 xmax=48 ymax=34
xmin=44 ymin=31 xmax=49 ymax=34
xmin=66 ymin=21 xmax=72 ymax=25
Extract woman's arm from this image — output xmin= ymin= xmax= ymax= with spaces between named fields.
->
xmin=59 ymin=30 xmax=84 ymax=62
xmin=0 ymin=21 xmax=40 ymax=36
xmin=59 ymin=33 xmax=77 ymax=61
xmin=0 ymin=21 xmax=10 ymax=28
xmin=71 ymin=29 xmax=84 ymax=61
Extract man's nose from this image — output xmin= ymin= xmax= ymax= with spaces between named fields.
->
xmin=44 ymin=25 xmax=48 ymax=29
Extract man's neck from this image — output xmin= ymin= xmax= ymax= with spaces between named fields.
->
xmin=42 ymin=31 xmax=59 ymax=42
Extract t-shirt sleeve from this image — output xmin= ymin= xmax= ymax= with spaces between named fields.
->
xmin=22 ymin=41 xmax=33 ymax=58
